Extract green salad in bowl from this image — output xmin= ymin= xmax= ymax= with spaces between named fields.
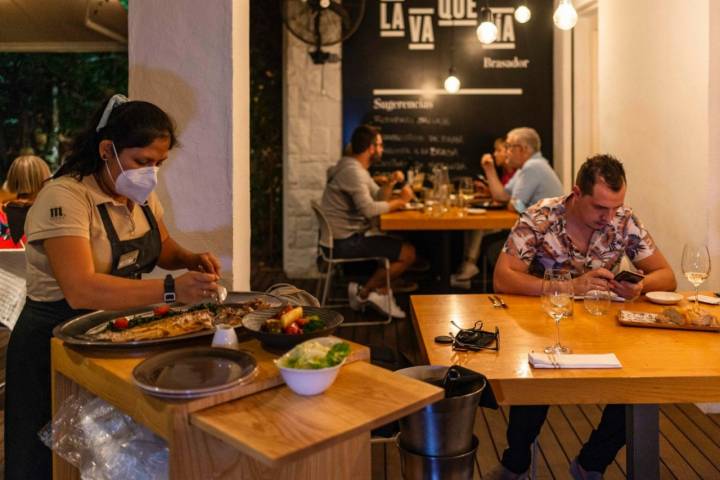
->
xmin=275 ymin=338 xmax=351 ymax=395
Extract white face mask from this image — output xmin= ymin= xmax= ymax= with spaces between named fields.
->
xmin=106 ymin=143 xmax=158 ymax=205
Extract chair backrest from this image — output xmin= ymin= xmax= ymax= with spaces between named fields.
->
xmin=310 ymin=201 xmax=334 ymax=251
xmin=266 ymin=283 xmax=321 ymax=307
xmin=4 ymin=202 xmax=30 ymax=244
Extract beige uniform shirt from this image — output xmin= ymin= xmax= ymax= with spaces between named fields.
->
xmin=25 ymin=174 xmax=164 ymax=302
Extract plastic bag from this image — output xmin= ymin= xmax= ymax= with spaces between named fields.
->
xmin=40 ymin=391 xmax=168 ymax=480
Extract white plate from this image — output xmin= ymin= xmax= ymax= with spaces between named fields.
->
xmin=687 ymin=294 xmax=720 ymax=305
xmin=574 ymin=293 xmax=626 ymax=303
xmin=645 ymin=291 xmax=684 ymax=305
xmin=465 ymin=208 xmax=487 ymax=215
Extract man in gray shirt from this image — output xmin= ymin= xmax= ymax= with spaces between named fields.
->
xmin=320 ymin=125 xmax=414 ymax=318
xmin=453 ymin=127 xmax=563 ymax=286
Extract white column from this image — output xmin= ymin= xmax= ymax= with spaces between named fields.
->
xmin=128 ymin=0 xmax=250 ymax=290
xmin=598 ymin=0 xmax=716 ymax=290
xmin=283 ymin=32 xmax=342 ymax=278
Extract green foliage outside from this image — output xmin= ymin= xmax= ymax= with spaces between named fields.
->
xmin=250 ymin=1 xmax=283 ymax=266
xmin=0 ymin=5 xmax=283 ymax=265
xmin=0 ymin=53 xmax=128 ymax=181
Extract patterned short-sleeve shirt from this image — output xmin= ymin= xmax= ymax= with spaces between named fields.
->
xmin=503 ymin=194 xmax=656 ymax=278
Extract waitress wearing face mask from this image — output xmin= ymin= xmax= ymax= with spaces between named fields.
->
xmin=4 ymin=95 xmax=222 ymax=480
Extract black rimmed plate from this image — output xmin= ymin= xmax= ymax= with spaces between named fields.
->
xmin=53 ymin=291 xmax=284 ymax=349
xmin=132 ymin=346 xmax=258 ymax=399
xmin=242 ymin=306 xmax=343 ymax=350
xmin=474 ymin=200 xmax=508 ymax=210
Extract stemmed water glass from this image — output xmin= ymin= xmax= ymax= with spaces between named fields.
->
xmin=541 ymin=269 xmax=574 ymax=354
xmin=681 ymin=243 xmax=711 ymax=311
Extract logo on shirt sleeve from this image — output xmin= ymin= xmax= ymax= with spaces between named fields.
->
xmin=49 ymin=206 xmax=64 ymax=219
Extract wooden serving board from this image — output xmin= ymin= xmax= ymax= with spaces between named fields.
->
xmin=617 ymin=310 xmax=720 ymax=333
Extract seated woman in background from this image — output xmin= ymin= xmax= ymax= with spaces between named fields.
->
xmin=451 ymin=138 xmax=514 ymax=287
xmin=0 ymin=155 xmax=51 ymax=248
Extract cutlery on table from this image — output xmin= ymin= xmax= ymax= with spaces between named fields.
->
xmin=492 ymin=295 xmax=508 ymax=309
xmin=488 ymin=296 xmax=501 ymax=308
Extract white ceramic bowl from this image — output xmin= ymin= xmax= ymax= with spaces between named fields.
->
xmin=277 ymin=362 xmax=343 ymax=396
xmin=275 ymin=337 xmax=346 ymax=396
xmin=646 ymin=291 xmax=684 ymax=305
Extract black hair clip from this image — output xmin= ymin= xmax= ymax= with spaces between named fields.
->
xmin=449 ymin=320 xmax=499 ymax=352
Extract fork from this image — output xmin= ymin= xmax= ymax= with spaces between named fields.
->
xmin=488 ymin=296 xmax=501 ymax=308
xmin=492 ymin=295 xmax=508 ymax=309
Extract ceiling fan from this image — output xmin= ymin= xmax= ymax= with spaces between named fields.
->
xmin=282 ymin=0 xmax=366 ymax=64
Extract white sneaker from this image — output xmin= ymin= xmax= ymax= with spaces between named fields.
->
xmin=450 ymin=274 xmax=472 ymax=290
xmin=347 ymin=282 xmax=367 ymax=311
xmin=367 ymin=290 xmax=406 ymax=319
xmin=455 ymin=261 xmax=480 ymax=281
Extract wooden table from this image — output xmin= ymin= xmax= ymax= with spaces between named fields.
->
xmin=52 ymin=337 xmax=443 ymax=479
xmin=410 ymin=293 xmax=720 ymax=479
xmin=380 ymin=207 xmax=518 ymax=290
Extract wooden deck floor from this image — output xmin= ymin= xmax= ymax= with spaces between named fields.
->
xmin=251 ymin=267 xmax=720 ymax=480
xmin=0 ymin=268 xmax=717 ymax=479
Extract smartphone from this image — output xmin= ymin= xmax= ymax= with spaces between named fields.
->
xmin=614 ymin=270 xmax=645 ymax=284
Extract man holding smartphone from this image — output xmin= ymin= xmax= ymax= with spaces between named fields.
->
xmin=487 ymin=155 xmax=676 ymax=480
xmin=494 ymin=154 xmax=675 ymax=299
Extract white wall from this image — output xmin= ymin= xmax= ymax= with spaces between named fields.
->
xmin=283 ymin=33 xmax=342 ymax=278
xmin=129 ymin=0 xmax=250 ymax=290
xmin=598 ymin=0 xmax=719 ymax=290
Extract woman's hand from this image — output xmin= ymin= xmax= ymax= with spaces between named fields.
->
xmin=481 ymin=153 xmax=495 ymax=171
xmin=175 ymin=271 xmax=220 ymax=304
xmin=188 ymin=252 xmax=222 ymax=275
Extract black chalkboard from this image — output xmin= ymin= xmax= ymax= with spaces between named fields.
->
xmin=342 ymin=0 xmax=554 ymax=177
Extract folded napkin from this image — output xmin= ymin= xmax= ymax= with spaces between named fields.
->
xmin=528 ymin=352 xmax=622 ymax=369
xmin=687 ymin=295 xmax=720 ymax=305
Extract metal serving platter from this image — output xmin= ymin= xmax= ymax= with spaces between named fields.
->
xmin=52 ymin=291 xmax=284 ymax=349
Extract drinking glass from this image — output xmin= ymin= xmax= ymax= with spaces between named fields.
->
xmin=541 ymin=269 xmax=574 ymax=354
xmin=681 ymin=243 xmax=711 ymax=311
xmin=412 ymin=172 xmax=425 ymax=200
xmin=584 ymin=289 xmax=611 ymax=316
xmin=457 ymin=177 xmax=474 ymax=211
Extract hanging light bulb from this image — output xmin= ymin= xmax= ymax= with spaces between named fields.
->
xmin=476 ymin=6 xmax=497 ymax=44
xmin=553 ymin=0 xmax=578 ymax=30
xmin=444 ymin=68 xmax=461 ymax=94
xmin=514 ymin=5 xmax=531 ymax=23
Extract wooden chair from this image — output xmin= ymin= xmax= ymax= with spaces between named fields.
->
xmin=310 ymin=201 xmax=393 ymax=326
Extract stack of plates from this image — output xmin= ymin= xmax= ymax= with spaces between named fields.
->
xmin=132 ymin=347 xmax=258 ymax=399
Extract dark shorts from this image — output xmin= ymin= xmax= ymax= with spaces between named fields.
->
xmin=331 ymin=233 xmax=403 ymax=262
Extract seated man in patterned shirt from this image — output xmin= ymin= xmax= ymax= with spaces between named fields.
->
xmin=488 ymin=154 xmax=676 ymax=480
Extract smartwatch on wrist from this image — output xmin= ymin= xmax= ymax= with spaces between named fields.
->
xmin=163 ymin=274 xmax=176 ymax=303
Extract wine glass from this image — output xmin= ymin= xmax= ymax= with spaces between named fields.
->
xmin=681 ymin=243 xmax=710 ymax=311
xmin=541 ymin=269 xmax=574 ymax=354
xmin=458 ymin=177 xmax=474 ymax=205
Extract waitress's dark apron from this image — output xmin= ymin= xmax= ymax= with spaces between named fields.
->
xmin=4 ymin=203 xmax=161 ymax=480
